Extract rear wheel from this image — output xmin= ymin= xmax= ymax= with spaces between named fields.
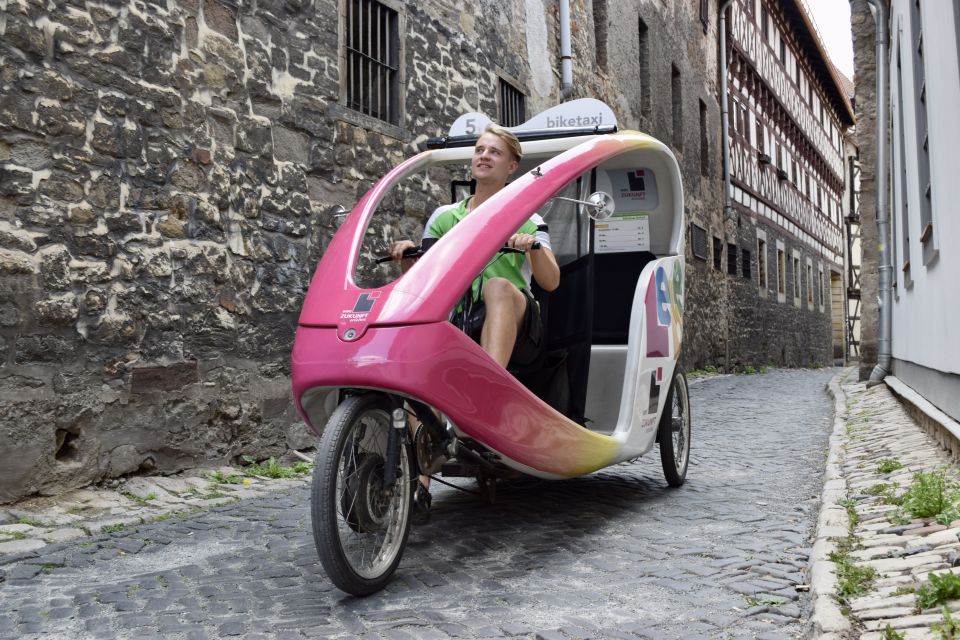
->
xmin=658 ymin=366 xmax=691 ymax=487
xmin=311 ymin=394 xmax=413 ymax=595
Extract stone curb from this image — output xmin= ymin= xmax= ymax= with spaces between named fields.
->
xmin=812 ymin=370 xmax=960 ymax=640
xmin=0 ymin=460 xmax=313 ymax=562
xmin=808 ymin=368 xmax=855 ymax=638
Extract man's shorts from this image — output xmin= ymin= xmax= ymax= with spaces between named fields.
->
xmin=460 ymin=288 xmax=544 ymax=369
xmin=509 ymin=288 xmax=545 ymax=369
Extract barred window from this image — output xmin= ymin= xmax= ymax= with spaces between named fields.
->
xmin=691 ymin=223 xmax=708 ymax=260
xmin=346 ymin=0 xmax=400 ymax=125
xmin=499 ymin=79 xmax=526 ymax=127
xmin=727 ymin=243 xmax=737 ymax=276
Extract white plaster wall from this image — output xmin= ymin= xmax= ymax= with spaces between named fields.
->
xmin=888 ymin=0 xmax=960 ymax=374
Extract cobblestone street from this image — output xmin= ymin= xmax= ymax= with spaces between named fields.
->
xmin=0 ymin=368 xmax=838 ymax=639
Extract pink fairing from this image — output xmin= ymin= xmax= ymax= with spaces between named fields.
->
xmin=298 ymin=135 xmax=651 ymax=335
xmin=291 ymin=135 xmax=655 ymax=476
xmin=292 ymin=323 xmax=619 ymax=477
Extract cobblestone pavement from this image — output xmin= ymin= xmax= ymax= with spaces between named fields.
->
xmin=809 ymin=370 xmax=960 ymax=640
xmin=0 ymin=368 xmax=838 ymax=639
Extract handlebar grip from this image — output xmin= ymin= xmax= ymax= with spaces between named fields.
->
xmin=376 ymin=246 xmax=422 ymax=264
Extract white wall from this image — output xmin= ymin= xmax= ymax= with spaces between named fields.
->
xmin=888 ymin=0 xmax=960 ymax=376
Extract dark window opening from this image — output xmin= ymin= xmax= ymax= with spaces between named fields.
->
xmin=727 ymin=243 xmax=738 ymax=275
xmin=761 ymin=6 xmax=769 ymax=41
xmin=699 ymin=99 xmax=709 ymax=176
xmin=713 ymin=236 xmax=723 ymax=270
xmin=691 ymin=223 xmax=708 ymax=260
xmin=671 ymin=64 xmax=683 ymax=150
xmin=741 ymin=247 xmax=752 ymax=280
xmin=700 ymin=0 xmax=709 ymax=34
xmin=639 ymin=16 xmax=651 ymax=118
xmin=346 ymin=0 xmax=400 ymax=125
xmin=499 ymin=78 xmax=525 ymax=127
xmin=55 ymin=429 xmax=81 ymax=463
xmin=595 ymin=0 xmax=608 ymax=70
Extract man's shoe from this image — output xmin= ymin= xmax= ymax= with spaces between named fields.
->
xmin=410 ymin=483 xmax=431 ymax=525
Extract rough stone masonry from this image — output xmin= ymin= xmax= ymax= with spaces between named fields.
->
xmin=0 ymin=0 xmax=518 ymax=502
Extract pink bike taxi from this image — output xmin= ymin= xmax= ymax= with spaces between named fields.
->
xmin=291 ymin=99 xmax=690 ymax=595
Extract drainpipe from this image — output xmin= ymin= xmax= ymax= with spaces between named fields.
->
xmin=855 ymin=0 xmax=891 ymax=386
xmin=560 ymin=0 xmax=574 ymax=99
xmin=719 ymin=0 xmax=734 ymax=221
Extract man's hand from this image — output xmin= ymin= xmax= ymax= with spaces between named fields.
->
xmin=506 ymin=233 xmax=539 ymax=252
xmin=389 ymin=239 xmax=417 ymax=262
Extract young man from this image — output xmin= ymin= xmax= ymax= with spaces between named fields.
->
xmin=390 ymin=125 xmax=560 ymax=368
xmin=389 ymin=125 xmax=560 ymax=522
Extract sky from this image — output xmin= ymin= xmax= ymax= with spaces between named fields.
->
xmin=801 ymin=0 xmax=856 ymax=80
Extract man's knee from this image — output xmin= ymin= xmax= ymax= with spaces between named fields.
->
xmin=482 ymin=277 xmax=521 ymax=304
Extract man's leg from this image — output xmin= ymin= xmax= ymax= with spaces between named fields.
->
xmin=480 ymin=277 xmax=527 ymax=368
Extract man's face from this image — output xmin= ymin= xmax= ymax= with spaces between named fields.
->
xmin=471 ymin=133 xmax=518 ymax=184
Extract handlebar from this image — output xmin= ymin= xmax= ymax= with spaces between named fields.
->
xmin=376 ymin=241 xmax=540 ymax=264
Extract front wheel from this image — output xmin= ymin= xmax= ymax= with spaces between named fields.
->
xmin=658 ymin=366 xmax=691 ymax=487
xmin=311 ymin=394 xmax=413 ymax=596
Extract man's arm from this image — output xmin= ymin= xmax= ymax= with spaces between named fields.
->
xmin=506 ymin=233 xmax=560 ymax=291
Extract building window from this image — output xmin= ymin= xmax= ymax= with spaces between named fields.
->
xmin=806 ymin=261 xmax=814 ymax=306
xmin=895 ymin=43 xmax=912 ymax=285
xmin=345 ymin=0 xmax=400 ymax=125
xmin=756 ymin=118 xmax=765 ymax=155
xmin=779 ymin=38 xmax=786 ymax=66
xmin=691 ymin=224 xmax=708 ymax=260
xmin=741 ymin=247 xmax=752 ymax=280
xmin=639 ymin=17 xmax=651 ymax=119
xmin=713 ymin=236 xmax=723 ymax=270
xmin=757 ymin=236 xmax=767 ymax=292
xmin=499 ymin=78 xmax=525 ymax=127
xmin=727 ymin=243 xmax=738 ymax=276
xmin=594 ymin=0 xmax=608 ymax=71
xmin=776 ymin=246 xmax=786 ymax=301
xmin=911 ymin=0 xmax=935 ymax=263
xmin=818 ymin=265 xmax=826 ymax=311
xmin=792 ymin=254 xmax=801 ymax=304
xmin=699 ymin=99 xmax=709 ymax=176
xmin=671 ymin=64 xmax=683 ymax=150
xmin=700 ymin=0 xmax=709 ymax=34
xmin=761 ymin=6 xmax=769 ymax=42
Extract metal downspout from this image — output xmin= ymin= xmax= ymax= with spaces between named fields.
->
xmin=719 ymin=0 xmax=734 ymax=220
xmin=855 ymin=0 xmax=892 ymax=385
xmin=560 ymin=0 xmax=574 ymax=99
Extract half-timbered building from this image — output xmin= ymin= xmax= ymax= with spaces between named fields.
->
xmin=723 ymin=0 xmax=856 ymax=366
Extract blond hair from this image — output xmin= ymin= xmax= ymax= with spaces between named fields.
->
xmin=482 ymin=125 xmax=522 ymax=162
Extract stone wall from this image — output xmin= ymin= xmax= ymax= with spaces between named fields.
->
xmin=0 ymin=0 xmax=836 ymax=503
xmin=0 ymin=0 xmax=537 ymax=502
xmin=850 ymin=0 xmax=879 ymax=380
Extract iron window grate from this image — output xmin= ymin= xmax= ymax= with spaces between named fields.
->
xmin=499 ymin=79 xmax=526 ymax=127
xmin=346 ymin=0 xmax=400 ymax=125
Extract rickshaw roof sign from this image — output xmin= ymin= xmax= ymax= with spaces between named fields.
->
xmin=448 ymin=98 xmax=617 ymax=138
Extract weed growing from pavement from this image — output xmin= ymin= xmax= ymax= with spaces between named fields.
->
xmin=893 ymin=585 xmax=917 ymax=597
xmin=687 ymin=366 xmax=719 ymax=379
xmin=932 ymin=605 xmax=960 ymax=639
xmin=917 ymin=572 xmax=960 ymax=611
xmin=877 ymin=458 xmax=905 ymax=474
xmin=865 ymin=482 xmax=903 ymax=506
xmin=240 ymin=456 xmax=312 ymax=479
xmin=10 ymin=531 xmax=27 ymax=540
xmin=101 ymin=523 xmax=126 ymax=534
xmin=207 ymin=471 xmax=245 ymax=485
xmin=880 ymin=625 xmax=905 ymax=640
xmin=830 ymin=497 xmax=878 ymax=610
xmin=889 ymin=469 xmax=960 ymax=525
xmin=17 ymin=516 xmax=43 ymax=526
xmin=122 ymin=492 xmax=157 ymax=505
